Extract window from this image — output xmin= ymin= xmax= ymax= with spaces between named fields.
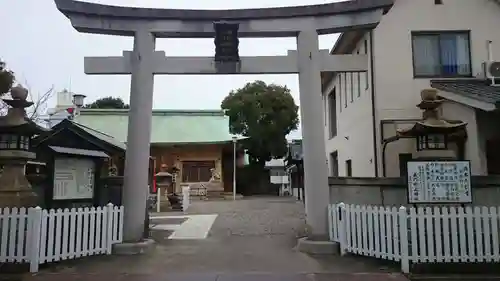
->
xmin=271 ymin=170 xmax=285 ymax=177
xmin=357 ymin=50 xmax=361 ymax=97
xmin=412 ymin=31 xmax=471 ymax=77
xmin=343 ymin=73 xmax=348 ymax=108
xmin=8 ymin=135 xmax=18 ymax=149
xmin=330 ymin=152 xmax=338 ymax=176
xmin=350 ymin=73 xmax=354 ymax=103
xmin=181 ymin=161 xmax=215 ymax=182
xmin=323 ymin=94 xmax=327 ymax=126
xmin=328 ymin=89 xmax=337 ymax=138
xmin=338 ymin=76 xmax=342 ymax=112
xmin=21 ymin=136 xmax=29 ymax=150
xmin=364 ymin=39 xmax=369 ymax=90
xmin=345 ymin=160 xmax=352 ymax=177
xmin=0 ymin=135 xmax=8 ymax=149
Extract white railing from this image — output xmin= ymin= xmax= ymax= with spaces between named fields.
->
xmin=329 ymin=203 xmax=500 ymax=273
xmin=0 ymin=203 xmax=124 ymax=273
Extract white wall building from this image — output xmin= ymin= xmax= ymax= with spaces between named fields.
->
xmin=46 ymin=90 xmax=77 ymax=127
xmin=322 ymin=0 xmax=500 ymax=178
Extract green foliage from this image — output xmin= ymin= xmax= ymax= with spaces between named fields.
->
xmin=0 ymin=60 xmax=15 ymax=96
xmin=221 ymin=80 xmax=299 ymax=165
xmin=84 ymin=96 xmax=130 ymax=109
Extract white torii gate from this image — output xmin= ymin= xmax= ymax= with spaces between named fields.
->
xmin=55 ymin=0 xmax=392 ymax=243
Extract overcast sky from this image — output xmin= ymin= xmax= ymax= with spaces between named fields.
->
xmin=0 ymin=0 xmax=341 ymax=139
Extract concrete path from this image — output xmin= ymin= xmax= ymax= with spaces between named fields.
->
xmin=27 ymin=197 xmax=408 ymax=280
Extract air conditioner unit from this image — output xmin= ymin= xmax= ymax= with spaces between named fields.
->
xmin=484 ymin=61 xmax=500 ymax=85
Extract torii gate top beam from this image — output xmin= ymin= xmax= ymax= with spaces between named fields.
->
xmin=54 ymin=0 xmax=393 ymax=38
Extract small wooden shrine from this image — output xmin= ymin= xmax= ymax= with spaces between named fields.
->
xmin=32 ymin=119 xmax=127 ymax=209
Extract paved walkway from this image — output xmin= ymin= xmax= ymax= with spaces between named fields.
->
xmin=27 ymin=197 xmax=408 ymax=280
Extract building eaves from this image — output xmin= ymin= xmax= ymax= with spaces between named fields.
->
xmin=431 ymin=79 xmax=500 ymax=109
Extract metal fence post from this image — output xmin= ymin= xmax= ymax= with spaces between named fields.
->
xmin=399 ymin=206 xmax=410 ymax=273
xmin=28 ymin=207 xmax=42 ymax=273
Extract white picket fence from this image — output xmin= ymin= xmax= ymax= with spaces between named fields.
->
xmin=329 ymin=203 xmax=500 ymax=273
xmin=0 ymin=203 xmax=124 ymax=272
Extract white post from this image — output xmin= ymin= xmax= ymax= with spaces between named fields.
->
xmin=338 ymin=203 xmax=347 ymax=256
xmin=399 ymin=206 xmax=410 ymax=273
xmin=122 ymin=30 xmax=156 ymax=242
xmin=327 ymin=204 xmax=333 ymax=240
xmin=232 ymin=136 xmax=237 ymax=200
xmin=156 ymin=187 xmax=161 ymax=213
xmin=28 ymin=207 xmax=42 ymax=273
xmin=296 ymin=30 xmax=330 ymax=239
xmin=106 ymin=203 xmax=114 ymax=254
xmin=182 ymin=185 xmax=190 ymax=212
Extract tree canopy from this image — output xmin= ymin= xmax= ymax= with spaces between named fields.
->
xmin=84 ymin=96 xmax=130 ymax=109
xmin=0 ymin=60 xmax=54 ymax=121
xmin=0 ymin=60 xmax=15 ymax=96
xmin=221 ymin=80 xmax=299 ymax=166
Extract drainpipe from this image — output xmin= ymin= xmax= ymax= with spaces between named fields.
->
xmin=381 ymin=140 xmax=392 ymax=177
xmin=369 ymin=30 xmax=379 ymax=177
xmin=381 ymin=136 xmax=402 ymax=177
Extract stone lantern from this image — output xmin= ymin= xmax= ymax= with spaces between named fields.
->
xmin=156 ymin=164 xmax=173 ymax=194
xmin=0 ymin=85 xmax=45 ymax=208
xmin=397 ymin=89 xmax=467 ymax=160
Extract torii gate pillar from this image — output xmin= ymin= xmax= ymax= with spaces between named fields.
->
xmin=122 ymin=30 xmax=156 ymax=241
xmin=297 ymin=30 xmax=330 ymax=238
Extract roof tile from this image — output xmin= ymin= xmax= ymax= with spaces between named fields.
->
xmin=431 ymin=79 xmax=500 ymax=105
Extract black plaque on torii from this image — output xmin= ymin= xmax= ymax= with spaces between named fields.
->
xmin=213 ymin=21 xmax=241 ymax=74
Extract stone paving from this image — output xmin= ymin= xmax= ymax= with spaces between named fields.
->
xmin=25 ymin=197 xmax=408 ymax=281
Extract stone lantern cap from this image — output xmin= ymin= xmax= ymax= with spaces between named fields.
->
xmin=0 ymin=123 xmax=45 ymax=135
xmin=0 ymin=85 xmax=45 ymax=134
xmin=3 ymin=85 xmax=34 ymax=109
xmin=397 ymin=89 xmax=467 ymax=138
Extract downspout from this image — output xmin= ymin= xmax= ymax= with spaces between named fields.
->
xmin=369 ymin=30 xmax=379 ymax=177
xmin=381 ymin=137 xmax=400 ymax=177
xmin=382 ymin=141 xmax=388 ymax=177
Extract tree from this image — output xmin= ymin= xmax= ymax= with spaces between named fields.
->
xmin=0 ymin=60 xmax=15 ymax=96
xmin=84 ymin=96 xmax=130 ymax=109
xmin=221 ymin=80 xmax=299 ymax=166
xmin=25 ymin=83 xmax=55 ymax=123
xmin=0 ymin=59 xmax=54 ymax=122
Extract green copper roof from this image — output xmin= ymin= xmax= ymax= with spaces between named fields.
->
xmin=74 ymin=109 xmax=237 ymax=144
xmin=72 ymin=121 xmax=127 ymax=151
